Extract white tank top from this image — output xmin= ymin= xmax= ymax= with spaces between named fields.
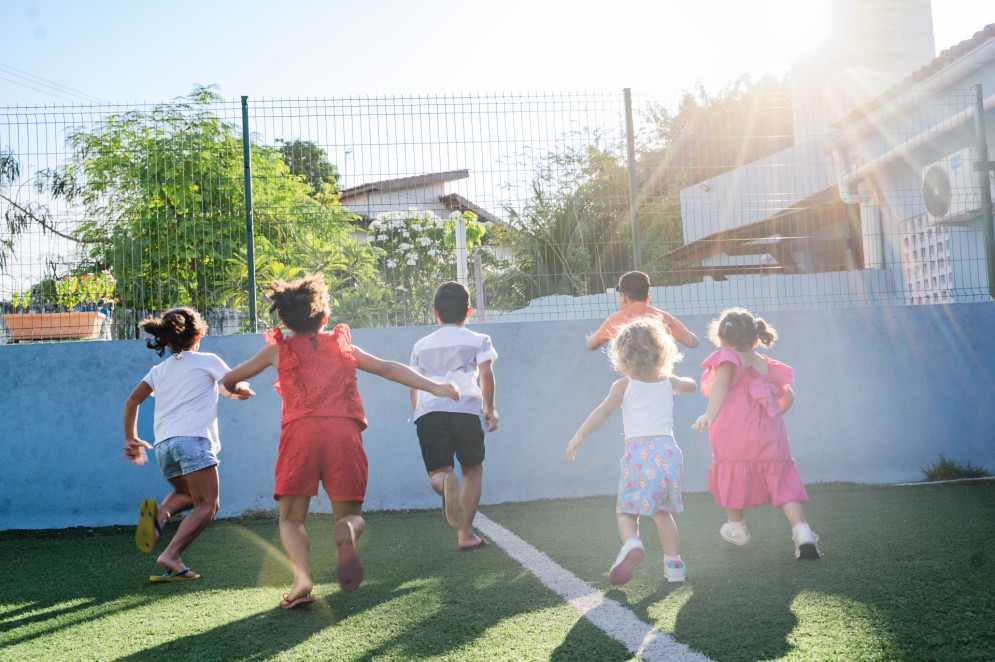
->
xmin=621 ymin=377 xmax=674 ymax=439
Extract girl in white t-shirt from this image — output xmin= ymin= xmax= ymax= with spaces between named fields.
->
xmin=123 ymin=307 xmax=253 ymax=582
xmin=566 ymin=318 xmax=697 ymax=585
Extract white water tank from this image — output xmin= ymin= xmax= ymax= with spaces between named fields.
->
xmin=791 ymin=0 xmax=936 ymax=141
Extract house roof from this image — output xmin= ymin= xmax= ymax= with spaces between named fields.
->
xmin=664 ymin=187 xmax=860 ymax=278
xmin=438 ymin=193 xmax=504 ymax=226
xmin=339 ymin=169 xmax=470 ymax=201
xmin=837 ymin=23 xmax=995 ymax=127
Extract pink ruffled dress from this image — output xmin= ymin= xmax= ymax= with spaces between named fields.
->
xmin=700 ymin=349 xmax=808 ymax=509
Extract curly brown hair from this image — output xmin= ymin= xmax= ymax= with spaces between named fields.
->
xmin=138 ymin=307 xmax=208 ymax=356
xmin=266 ymin=273 xmax=331 ymax=334
xmin=608 ymin=317 xmax=683 ymax=379
xmin=705 ymin=307 xmax=777 ymax=351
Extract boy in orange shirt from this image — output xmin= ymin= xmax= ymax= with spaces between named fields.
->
xmin=586 ymin=271 xmax=698 ymax=350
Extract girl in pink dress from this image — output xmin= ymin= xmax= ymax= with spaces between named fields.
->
xmin=692 ymin=308 xmax=820 ymax=559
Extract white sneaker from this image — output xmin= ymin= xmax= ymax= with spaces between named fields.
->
xmin=720 ymin=522 xmax=751 ymax=546
xmin=792 ymin=528 xmax=821 ymax=559
xmin=608 ymin=537 xmax=645 ymax=585
xmin=664 ymin=559 xmax=686 ymax=583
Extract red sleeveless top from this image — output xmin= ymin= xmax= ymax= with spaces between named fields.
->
xmin=265 ymin=324 xmax=367 ymax=430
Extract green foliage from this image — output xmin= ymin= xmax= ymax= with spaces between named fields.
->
xmin=38 ymin=85 xmax=356 ymax=314
xmin=10 ymin=290 xmax=30 ymax=311
xmin=53 ymin=270 xmax=117 ymax=311
xmin=922 ymin=454 xmax=991 ymax=481
xmin=276 ymin=139 xmax=341 ymax=196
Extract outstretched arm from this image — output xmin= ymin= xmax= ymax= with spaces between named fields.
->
xmin=566 ymin=378 xmax=626 ymax=460
xmin=669 ymin=374 xmax=697 ymax=395
xmin=223 ymin=343 xmax=278 ymax=393
xmin=679 ymin=331 xmax=699 ymax=349
xmin=123 ymin=381 xmax=153 ymax=465
xmin=692 ymin=362 xmax=734 ymax=433
xmin=354 ymin=346 xmax=460 ymax=401
xmin=585 ymin=332 xmax=603 ymax=351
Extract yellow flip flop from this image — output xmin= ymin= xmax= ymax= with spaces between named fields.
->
xmin=150 ymin=568 xmax=199 ymax=582
xmin=135 ymin=498 xmax=160 ymax=554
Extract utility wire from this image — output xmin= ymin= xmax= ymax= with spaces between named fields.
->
xmin=0 ymin=61 xmax=109 ymax=104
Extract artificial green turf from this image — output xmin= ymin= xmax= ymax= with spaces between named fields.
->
xmin=0 ymin=481 xmax=992 ymax=661
xmin=483 ymin=480 xmax=995 ymax=662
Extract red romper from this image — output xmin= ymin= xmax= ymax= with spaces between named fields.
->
xmin=267 ymin=325 xmax=369 ymax=501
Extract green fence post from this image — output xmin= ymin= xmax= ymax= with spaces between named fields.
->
xmin=624 ymin=88 xmax=641 ymax=272
xmin=241 ymin=96 xmax=257 ymax=332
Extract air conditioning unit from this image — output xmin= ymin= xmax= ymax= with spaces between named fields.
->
xmin=921 ymin=148 xmax=991 ymax=224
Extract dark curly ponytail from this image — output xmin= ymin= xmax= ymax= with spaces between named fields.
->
xmin=138 ymin=307 xmax=208 ymax=356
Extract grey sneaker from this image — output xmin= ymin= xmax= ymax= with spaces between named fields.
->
xmin=720 ymin=522 xmax=751 ymax=546
xmin=793 ymin=528 xmax=821 ymax=559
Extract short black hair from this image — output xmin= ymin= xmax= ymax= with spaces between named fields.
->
xmin=434 ymin=281 xmax=470 ymax=324
xmin=618 ymin=271 xmax=650 ymax=302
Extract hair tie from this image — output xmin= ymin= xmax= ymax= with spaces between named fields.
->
xmin=752 ymin=318 xmax=758 ymax=327
xmin=724 ymin=321 xmax=733 ymax=328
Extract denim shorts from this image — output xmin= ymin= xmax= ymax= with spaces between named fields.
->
xmin=155 ymin=436 xmax=219 ymax=480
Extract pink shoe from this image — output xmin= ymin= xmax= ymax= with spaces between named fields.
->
xmin=608 ymin=537 xmax=645 ymax=585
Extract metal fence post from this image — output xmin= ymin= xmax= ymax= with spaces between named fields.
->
xmin=624 ymin=88 xmax=642 ymax=272
xmin=241 ymin=96 xmax=257 ymax=332
xmin=974 ymin=85 xmax=995 ymax=301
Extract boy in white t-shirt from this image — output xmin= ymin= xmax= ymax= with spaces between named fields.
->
xmin=409 ymin=281 xmax=498 ymax=551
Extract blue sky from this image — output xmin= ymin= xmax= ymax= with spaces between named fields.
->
xmin=1 ymin=0 xmax=992 ymax=105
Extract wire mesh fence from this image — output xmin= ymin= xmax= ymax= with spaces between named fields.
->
xmin=1 ymin=83 xmax=993 ymax=343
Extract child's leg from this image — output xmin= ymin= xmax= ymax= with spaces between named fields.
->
xmin=331 ymin=500 xmax=365 ymax=593
xmin=429 ymin=466 xmax=465 ymax=529
xmin=720 ymin=506 xmax=751 ymax=545
xmin=780 ymin=501 xmax=807 ymax=527
xmin=725 ymin=507 xmax=745 ymax=523
xmin=617 ymin=512 xmax=640 ymax=542
xmin=428 ymin=467 xmax=453 ymax=496
xmin=157 ymin=465 xmax=219 ymax=573
xmin=278 ymin=494 xmax=314 ymax=601
xmin=652 ymin=511 xmax=680 ymax=556
xmin=457 ymin=463 xmax=484 ymax=548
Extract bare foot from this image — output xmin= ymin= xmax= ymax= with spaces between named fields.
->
xmin=458 ymin=534 xmax=488 ymax=550
xmin=156 ymin=551 xmax=188 ymax=576
xmin=333 ymin=520 xmax=364 ymax=593
xmin=280 ymin=581 xmax=314 ymax=606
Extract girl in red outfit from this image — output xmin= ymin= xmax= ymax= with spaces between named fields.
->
xmin=224 ymin=274 xmax=459 ymax=608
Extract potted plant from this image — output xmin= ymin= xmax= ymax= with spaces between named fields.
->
xmin=3 ymin=270 xmax=117 ymax=341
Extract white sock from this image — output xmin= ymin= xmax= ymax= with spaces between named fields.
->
xmin=664 ymin=554 xmax=682 ymax=564
xmin=727 ymin=520 xmax=747 ymax=532
xmin=792 ymin=522 xmax=813 ymax=537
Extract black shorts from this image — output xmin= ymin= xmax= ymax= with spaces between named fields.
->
xmin=415 ymin=411 xmax=485 ymax=472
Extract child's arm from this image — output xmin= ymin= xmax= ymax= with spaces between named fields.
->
xmin=479 ymin=360 xmax=498 ymax=431
xmin=220 ymin=382 xmax=255 ymax=400
xmin=669 ymin=374 xmax=697 ymax=395
xmin=566 ymin=378 xmax=626 ymax=460
xmin=354 ymin=347 xmax=460 ymax=401
xmin=123 ymin=381 xmax=154 ymax=465
xmin=410 ymin=388 xmax=418 ymax=412
xmin=585 ymin=331 xmax=604 ymax=351
xmin=678 ymin=330 xmax=699 ymax=349
xmin=778 ymin=387 xmax=795 ymax=414
xmin=692 ymin=362 xmax=734 ymax=433
xmin=222 ymin=344 xmax=278 ymax=394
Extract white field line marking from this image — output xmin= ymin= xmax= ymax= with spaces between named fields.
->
xmin=474 ymin=513 xmax=713 ymax=662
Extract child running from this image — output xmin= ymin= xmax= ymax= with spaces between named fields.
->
xmin=567 ymin=318 xmax=697 ymax=584
xmin=222 ymin=274 xmax=460 ymax=608
xmin=409 ymin=281 xmax=498 ymax=551
xmin=691 ymin=307 xmax=821 ymax=559
xmin=123 ymin=307 xmax=253 ymax=582
xmin=587 ymin=271 xmax=698 ymax=351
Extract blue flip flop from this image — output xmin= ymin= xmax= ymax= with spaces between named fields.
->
xmin=135 ymin=498 xmax=160 ymax=554
xmin=150 ymin=568 xmax=199 ymax=582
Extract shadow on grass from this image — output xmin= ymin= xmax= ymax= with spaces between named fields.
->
xmin=482 ymin=481 xmax=995 ymax=661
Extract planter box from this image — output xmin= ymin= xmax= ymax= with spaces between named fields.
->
xmin=3 ymin=312 xmax=106 ymax=341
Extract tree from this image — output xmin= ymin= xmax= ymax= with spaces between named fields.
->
xmin=277 ymin=139 xmax=341 ymax=197
xmin=495 ymin=75 xmax=795 ymax=302
xmin=34 ymin=86 xmax=358 ymax=313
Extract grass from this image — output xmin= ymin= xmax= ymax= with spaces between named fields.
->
xmin=921 ymin=454 xmax=992 ymax=481
xmin=0 ymin=481 xmax=993 ymax=661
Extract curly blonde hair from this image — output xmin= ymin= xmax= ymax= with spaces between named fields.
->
xmin=608 ymin=318 xmax=682 ymax=378
xmin=705 ymin=307 xmax=777 ymax=351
